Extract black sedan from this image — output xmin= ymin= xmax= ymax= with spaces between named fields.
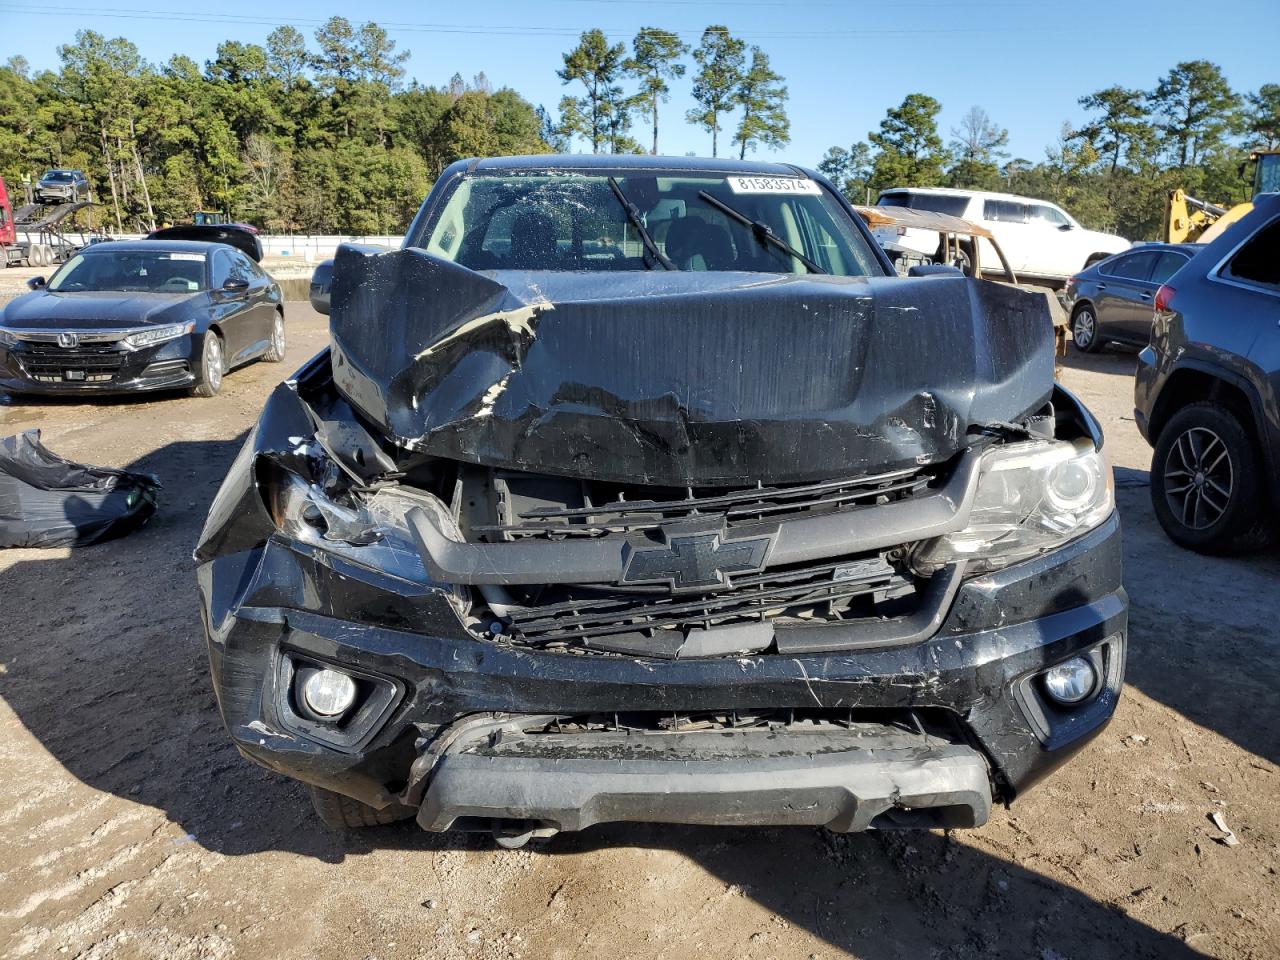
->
xmin=1063 ymin=242 xmax=1203 ymax=353
xmin=0 ymin=239 xmax=285 ymax=398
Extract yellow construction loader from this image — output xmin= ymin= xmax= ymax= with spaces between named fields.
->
xmin=1163 ymin=150 xmax=1280 ymax=244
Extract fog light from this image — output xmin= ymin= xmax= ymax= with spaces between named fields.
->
xmin=1042 ymin=657 xmax=1097 ymax=705
xmin=301 ymin=668 xmax=357 ymax=719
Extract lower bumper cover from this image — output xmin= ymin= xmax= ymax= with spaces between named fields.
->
xmin=417 ymin=723 xmax=991 ymax=835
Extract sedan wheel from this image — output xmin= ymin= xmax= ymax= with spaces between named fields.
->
xmin=193 ymin=332 xmax=224 ymax=398
xmin=1071 ymin=306 xmax=1100 ymax=353
xmin=264 ymin=312 xmax=286 ymax=362
xmin=1150 ymin=402 xmax=1272 ymax=553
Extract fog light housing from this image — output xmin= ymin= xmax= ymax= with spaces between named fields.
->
xmin=1042 ymin=657 xmax=1097 ymax=705
xmin=300 ymin=667 xmax=358 ymax=719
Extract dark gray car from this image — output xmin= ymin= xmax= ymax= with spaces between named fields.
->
xmin=1135 ymin=193 xmax=1280 ymax=552
xmin=1064 ymin=243 xmax=1203 ymax=352
xmin=35 ymin=169 xmax=90 ymax=205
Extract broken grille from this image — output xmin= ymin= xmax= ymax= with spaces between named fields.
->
xmin=464 ymin=464 xmax=937 ymax=542
xmin=494 ymin=552 xmax=917 ymax=649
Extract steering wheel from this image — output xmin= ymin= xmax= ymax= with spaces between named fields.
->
xmin=159 ymin=277 xmax=194 ymax=292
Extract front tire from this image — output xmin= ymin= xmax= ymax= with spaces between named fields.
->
xmin=309 ymin=786 xmax=415 ymax=829
xmin=263 ymin=311 xmax=286 ymax=362
xmin=1071 ymin=304 xmax=1102 ymax=353
xmin=191 ymin=331 xmax=224 ymax=397
xmin=1150 ymin=402 xmax=1272 ymax=553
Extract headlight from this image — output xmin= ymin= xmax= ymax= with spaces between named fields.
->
xmin=913 ymin=439 xmax=1113 ymax=576
xmin=256 ymin=446 xmax=460 ymax=593
xmin=0 ymin=328 xmax=17 ymax=347
xmin=123 ymin=322 xmax=194 ymax=349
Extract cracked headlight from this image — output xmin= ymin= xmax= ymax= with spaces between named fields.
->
xmin=913 ymin=439 xmax=1113 ymax=576
xmin=256 ymin=446 xmax=458 ymax=592
xmin=124 ymin=322 xmax=194 ymax=349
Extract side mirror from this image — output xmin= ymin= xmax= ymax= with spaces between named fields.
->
xmin=221 ymin=276 xmax=250 ymax=296
xmin=309 ymin=259 xmax=334 ymax=316
xmin=1058 ymin=223 xmax=1074 ymax=231
xmin=27 ymin=276 xmax=46 ymax=290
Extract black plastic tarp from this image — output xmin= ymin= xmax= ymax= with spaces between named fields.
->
xmin=329 ymin=245 xmax=1056 ymax=486
xmin=0 ymin=430 xmax=160 ymax=548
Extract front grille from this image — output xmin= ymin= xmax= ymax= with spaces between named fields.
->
xmin=445 ymin=457 xmax=962 ymax=657
xmin=499 ymin=554 xmax=916 ymax=648
xmin=19 ymin=342 xmax=126 ymax=380
xmin=464 ymin=464 xmax=936 ymax=541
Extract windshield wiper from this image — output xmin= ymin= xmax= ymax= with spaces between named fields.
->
xmin=697 ymin=191 xmax=826 ymax=275
xmin=607 ymin=177 xmax=676 ymax=271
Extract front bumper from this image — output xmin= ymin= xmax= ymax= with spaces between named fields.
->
xmin=0 ymin=336 xmax=198 ymax=395
xmin=199 ymin=509 xmax=1127 ymax=833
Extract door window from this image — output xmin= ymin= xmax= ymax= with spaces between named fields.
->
xmin=982 ymin=200 xmax=1030 ymax=223
xmin=1030 ymin=204 xmax=1070 ymax=227
xmin=227 ymin=252 xmax=254 ymax=283
xmin=1223 ymin=218 xmax=1280 ymax=290
xmin=1150 ymin=251 xmax=1190 ymax=284
xmin=210 ymin=251 xmax=232 ymax=287
xmin=1105 ymin=252 xmax=1157 ymax=281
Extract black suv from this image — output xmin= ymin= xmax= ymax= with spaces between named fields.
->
xmin=197 ymin=156 xmax=1126 ymax=845
xmin=1135 ymin=193 xmax=1280 ymax=553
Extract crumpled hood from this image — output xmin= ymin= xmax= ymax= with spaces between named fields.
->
xmin=2 ymin=291 xmax=202 ymax=329
xmin=329 ymin=245 xmax=1055 ymax=485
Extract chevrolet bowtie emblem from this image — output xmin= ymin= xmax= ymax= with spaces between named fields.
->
xmin=621 ymin=528 xmax=774 ymax=592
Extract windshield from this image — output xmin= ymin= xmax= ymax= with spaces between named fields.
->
xmin=48 ymin=250 xmax=207 ymax=293
xmin=416 ymin=171 xmax=882 ymax=276
xmin=877 ymin=191 xmax=972 ymax=218
xmin=43 ymin=171 xmax=75 ymax=182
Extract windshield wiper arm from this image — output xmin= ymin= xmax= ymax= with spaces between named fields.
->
xmin=697 ymin=190 xmax=826 ymax=275
xmin=607 ymin=177 xmax=676 ymax=271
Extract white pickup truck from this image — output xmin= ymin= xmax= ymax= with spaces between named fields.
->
xmin=873 ymin=187 xmax=1129 ymax=283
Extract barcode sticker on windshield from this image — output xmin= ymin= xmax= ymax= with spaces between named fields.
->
xmin=166 ymin=253 xmax=206 ymax=261
xmin=727 ymin=176 xmax=822 ymax=196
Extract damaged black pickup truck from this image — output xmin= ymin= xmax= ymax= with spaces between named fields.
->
xmin=196 ymin=155 xmax=1126 ymax=845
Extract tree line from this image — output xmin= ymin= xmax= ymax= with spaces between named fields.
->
xmin=0 ymin=23 xmax=1273 ymax=240
xmin=0 ymin=22 xmax=788 ymax=235
xmin=819 ymin=63 xmax=1279 ymax=240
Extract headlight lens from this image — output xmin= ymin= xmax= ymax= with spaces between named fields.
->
xmin=913 ymin=439 xmax=1113 ymax=576
xmin=0 ymin=328 xmax=18 ymax=347
xmin=123 ymin=322 xmax=194 ymax=349
xmin=257 ymin=446 xmax=457 ymax=591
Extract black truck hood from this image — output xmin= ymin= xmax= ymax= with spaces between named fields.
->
xmin=329 ymin=245 xmax=1055 ymax=486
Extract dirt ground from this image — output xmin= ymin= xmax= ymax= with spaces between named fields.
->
xmin=1 ymin=304 xmax=1277 ymax=960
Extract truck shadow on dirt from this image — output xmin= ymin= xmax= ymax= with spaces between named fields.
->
xmin=0 ymin=440 xmax=1244 ymax=959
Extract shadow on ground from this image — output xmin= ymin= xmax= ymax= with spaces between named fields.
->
xmin=0 ymin=439 xmax=1222 ymax=959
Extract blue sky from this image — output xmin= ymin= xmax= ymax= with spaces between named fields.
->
xmin=2 ymin=0 xmax=1274 ymax=168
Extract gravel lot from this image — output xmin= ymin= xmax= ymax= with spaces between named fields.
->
xmin=1 ymin=304 xmax=1277 ymax=960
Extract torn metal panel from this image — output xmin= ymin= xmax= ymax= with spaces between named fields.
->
xmin=329 ymin=244 xmax=1055 ymax=486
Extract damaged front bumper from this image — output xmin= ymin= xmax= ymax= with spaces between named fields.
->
xmin=199 ymin=498 xmax=1126 ymax=836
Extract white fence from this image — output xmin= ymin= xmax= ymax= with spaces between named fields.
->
xmin=98 ymin=233 xmax=406 ymax=261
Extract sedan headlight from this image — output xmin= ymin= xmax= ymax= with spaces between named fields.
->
xmin=124 ymin=322 xmax=194 ymax=349
xmin=914 ymin=439 xmax=1114 ymax=576
xmin=0 ymin=328 xmax=18 ymax=347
